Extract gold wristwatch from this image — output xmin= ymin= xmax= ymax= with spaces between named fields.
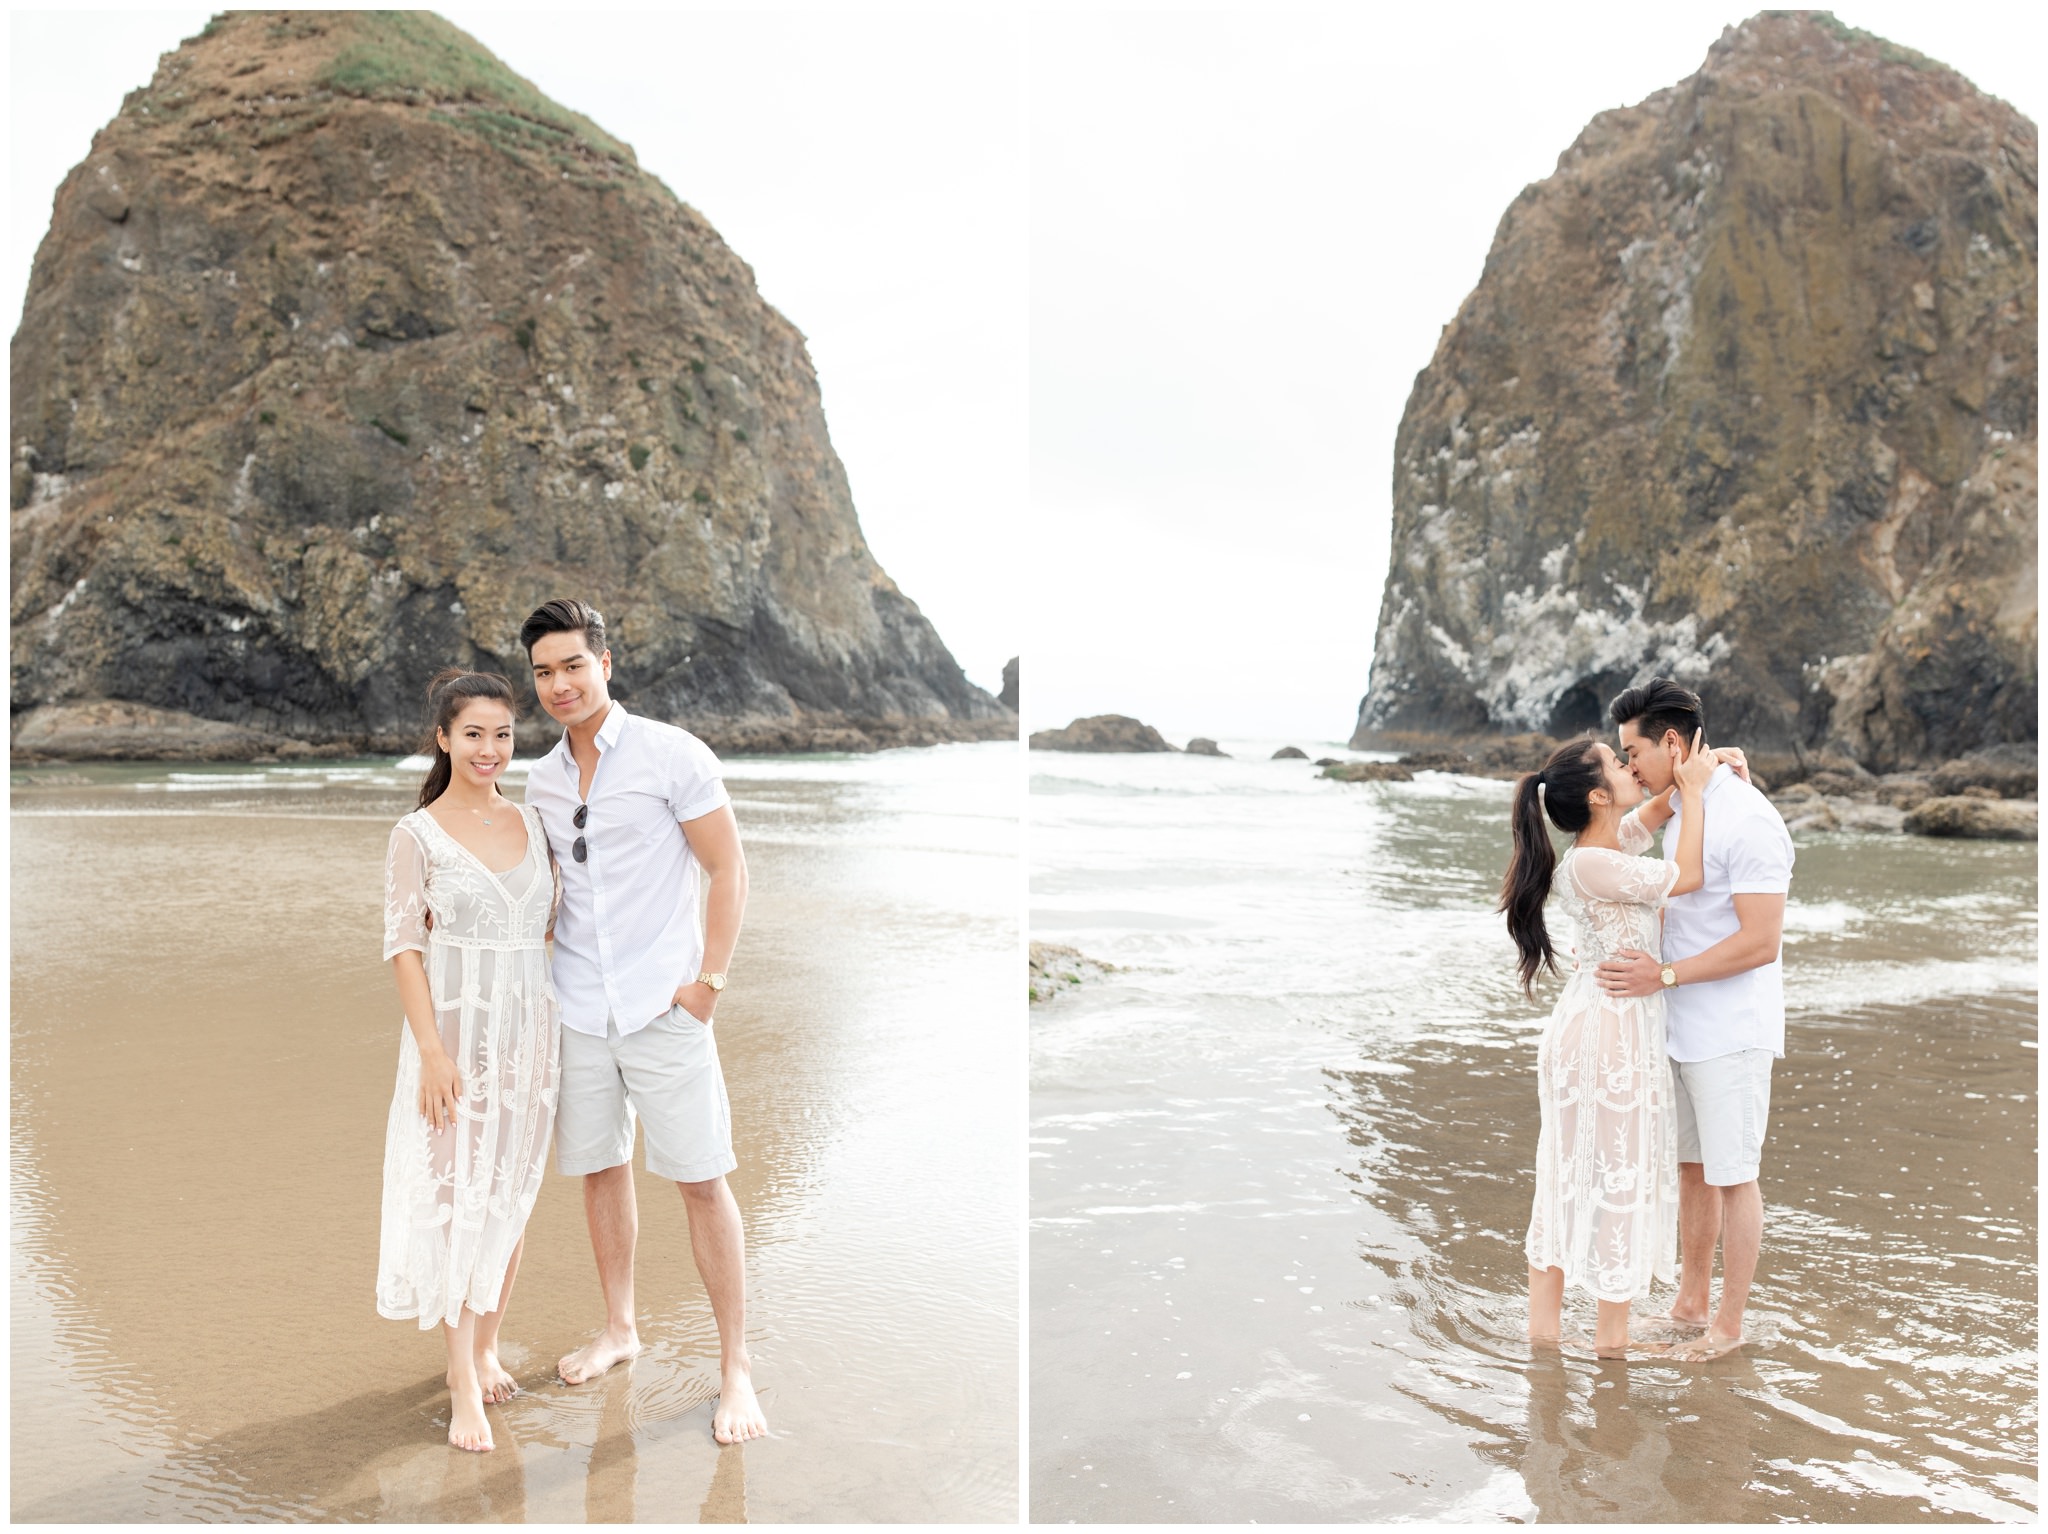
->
xmin=697 ymin=971 xmax=727 ymax=992
xmin=1660 ymin=964 xmax=1679 ymax=989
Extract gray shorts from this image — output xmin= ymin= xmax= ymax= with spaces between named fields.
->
xmin=1671 ymin=1048 xmax=1774 ymax=1187
xmin=556 ymin=1005 xmax=737 ymax=1184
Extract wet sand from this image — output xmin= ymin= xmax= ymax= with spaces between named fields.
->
xmin=12 ymin=745 xmax=1019 ymax=1522
xmin=1030 ymin=746 xmax=2036 ymax=1522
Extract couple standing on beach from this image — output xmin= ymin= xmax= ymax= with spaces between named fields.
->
xmin=1504 ymin=678 xmax=1794 ymax=1361
xmin=372 ymin=597 xmax=768 ymax=1452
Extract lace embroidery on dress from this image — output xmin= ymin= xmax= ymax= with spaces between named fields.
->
xmin=1524 ymin=808 xmax=1682 ymax=1302
xmin=375 ymin=804 xmax=561 ymax=1329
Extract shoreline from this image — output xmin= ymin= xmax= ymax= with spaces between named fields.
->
xmin=9 ymin=702 xmax=1017 ymax=765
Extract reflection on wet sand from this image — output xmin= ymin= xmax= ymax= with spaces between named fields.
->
xmin=1031 ymin=750 xmax=2036 ymax=1523
xmin=12 ymin=747 xmax=1017 ymax=1522
xmin=1335 ymin=982 xmax=2038 ymax=1522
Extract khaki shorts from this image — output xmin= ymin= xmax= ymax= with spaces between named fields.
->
xmin=1671 ymin=1048 xmax=1774 ymax=1187
xmin=556 ymin=1005 xmax=737 ymax=1184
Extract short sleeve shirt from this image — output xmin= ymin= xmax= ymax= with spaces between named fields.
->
xmin=1659 ymin=765 xmax=1795 ymax=1062
xmin=525 ymin=703 xmax=732 ymax=1037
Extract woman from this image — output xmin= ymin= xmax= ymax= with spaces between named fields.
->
xmin=1500 ymin=730 xmax=1716 ymax=1357
xmin=377 ymin=670 xmax=561 ymax=1452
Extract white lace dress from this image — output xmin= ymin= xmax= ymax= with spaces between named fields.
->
xmin=377 ymin=805 xmax=561 ymax=1329
xmin=1524 ymin=813 xmax=1680 ymax=1302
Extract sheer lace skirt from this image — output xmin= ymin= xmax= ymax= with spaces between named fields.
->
xmin=376 ymin=941 xmax=560 ymax=1329
xmin=1525 ymin=972 xmax=1678 ymax=1302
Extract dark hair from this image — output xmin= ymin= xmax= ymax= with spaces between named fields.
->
xmin=519 ymin=597 xmax=607 ymax=657
xmin=1499 ymin=739 xmax=1605 ymax=998
xmin=1609 ymin=676 xmax=1704 ymax=750
xmin=416 ymin=668 xmax=519 ymax=810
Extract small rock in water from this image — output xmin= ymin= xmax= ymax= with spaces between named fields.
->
xmin=1781 ymin=800 xmax=1840 ymax=834
xmin=1185 ymin=737 xmax=1228 ymax=757
xmin=1029 ymin=715 xmax=1176 ymax=752
xmin=1028 ymin=940 xmax=1119 ymax=1003
xmin=1321 ymin=761 xmax=1413 ymax=783
xmin=1272 ymin=745 xmax=1309 ymax=760
xmin=1398 ymin=748 xmax=1476 ymax=774
xmin=1903 ymin=796 xmax=2037 ymax=841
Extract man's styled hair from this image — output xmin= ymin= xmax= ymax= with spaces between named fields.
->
xmin=1609 ymin=676 xmax=1705 ymax=746
xmin=519 ymin=597 xmax=607 ymax=657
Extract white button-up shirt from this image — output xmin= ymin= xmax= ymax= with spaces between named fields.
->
xmin=525 ymin=702 xmax=732 ymax=1037
xmin=1659 ymin=764 xmax=1795 ymax=1062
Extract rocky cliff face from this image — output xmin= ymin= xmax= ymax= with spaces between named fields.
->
xmin=1354 ymin=13 xmax=2036 ymax=770
xmin=11 ymin=11 xmax=1007 ymax=759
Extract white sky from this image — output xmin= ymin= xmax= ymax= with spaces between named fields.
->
xmin=1027 ymin=3 xmax=2044 ymax=743
xmin=7 ymin=8 xmax=1025 ymax=697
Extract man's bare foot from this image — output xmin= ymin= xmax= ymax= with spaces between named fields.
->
xmin=558 ymin=1328 xmax=640 ymax=1385
xmin=1671 ymin=1329 xmax=1744 ymax=1361
xmin=448 ymin=1382 xmax=494 ymax=1452
xmin=476 ymin=1350 xmax=519 ymax=1404
xmin=712 ymin=1366 xmax=768 ymax=1444
xmin=1663 ymin=1304 xmax=1710 ymax=1329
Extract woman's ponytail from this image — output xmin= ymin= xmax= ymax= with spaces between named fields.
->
xmin=1498 ymin=738 xmax=1604 ymax=999
xmin=1500 ymin=771 xmax=1559 ymax=998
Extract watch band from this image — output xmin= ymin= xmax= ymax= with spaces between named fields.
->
xmin=697 ymin=971 xmax=727 ymax=991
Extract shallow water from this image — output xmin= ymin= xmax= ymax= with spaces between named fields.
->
xmin=11 ymin=742 xmax=1020 ymax=1522
xmin=1030 ymin=742 xmax=2036 ymax=1523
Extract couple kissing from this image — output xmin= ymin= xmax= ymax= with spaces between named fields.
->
xmin=1503 ymin=678 xmax=1794 ymax=1361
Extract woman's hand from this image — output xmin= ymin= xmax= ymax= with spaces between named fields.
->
xmin=1713 ymin=745 xmax=1750 ymax=783
xmin=417 ymin=1048 xmax=463 ymax=1132
xmin=1673 ymin=729 xmax=1718 ymax=796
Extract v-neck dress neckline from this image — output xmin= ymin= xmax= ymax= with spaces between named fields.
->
xmin=417 ymin=804 xmax=535 ymax=899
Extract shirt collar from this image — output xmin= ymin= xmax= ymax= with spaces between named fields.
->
xmin=1667 ymin=761 xmax=1733 ymax=815
xmin=546 ymin=700 xmax=628 ymax=771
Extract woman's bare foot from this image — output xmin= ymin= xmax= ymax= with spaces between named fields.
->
xmin=448 ymin=1381 xmax=494 ymax=1452
xmin=712 ymin=1366 xmax=768 ymax=1444
xmin=1595 ymin=1338 xmax=1673 ymax=1360
xmin=558 ymin=1327 xmax=641 ymax=1385
xmin=476 ymin=1350 xmax=519 ymax=1404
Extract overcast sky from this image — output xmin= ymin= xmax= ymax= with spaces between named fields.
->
xmin=1027 ymin=3 xmax=2043 ymax=743
xmin=8 ymin=8 xmax=1025 ymax=697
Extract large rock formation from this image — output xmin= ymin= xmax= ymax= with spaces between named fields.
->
xmin=1354 ymin=13 xmax=2036 ymax=771
xmin=11 ymin=12 xmax=1006 ymax=759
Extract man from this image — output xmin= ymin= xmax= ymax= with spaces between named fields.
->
xmin=519 ymin=597 xmax=767 ymax=1444
xmin=1595 ymin=678 xmax=1793 ymax=1361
